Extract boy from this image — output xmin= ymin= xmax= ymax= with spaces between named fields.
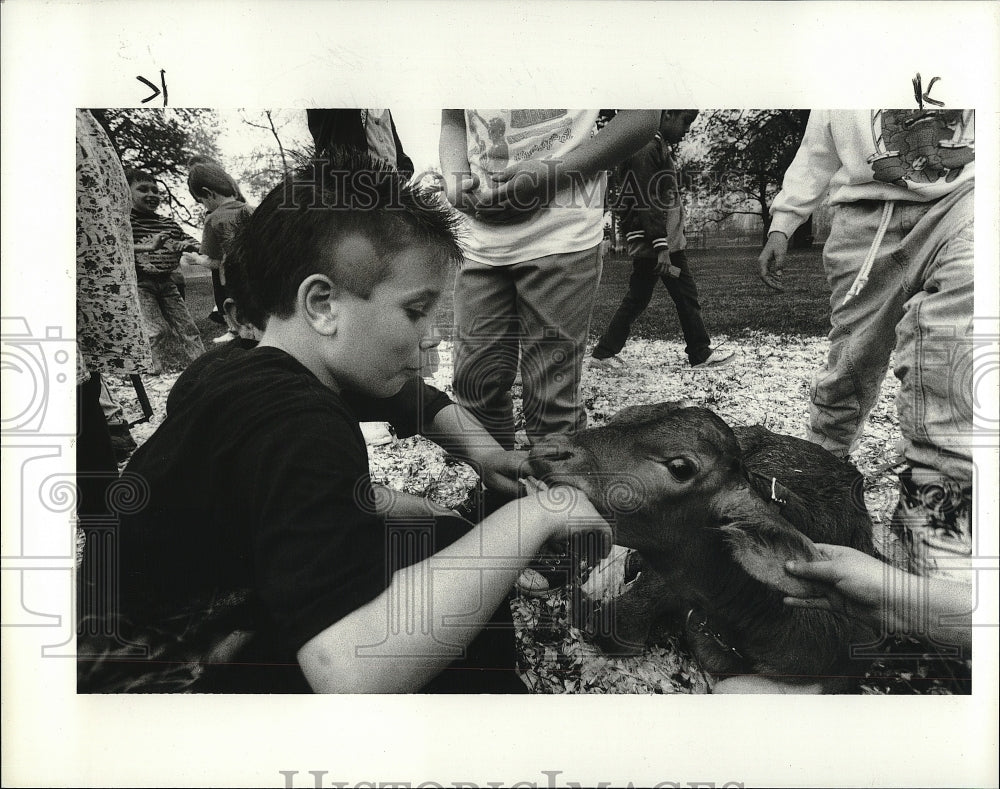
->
xmin=182 ymin=157 xmax=253 ymax=344
xmin=77 ymin=154 xmax=606 ymax=694
xmin=591 ymin=110 xmax=734 ymax=371
xmin=758 ymin=109 xmax=974 ymax=585
xmin=127 ymin=170 xmax=205 ymax=373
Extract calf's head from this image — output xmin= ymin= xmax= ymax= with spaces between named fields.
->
xmin=529 ymin=402 xmax=822 ymax=597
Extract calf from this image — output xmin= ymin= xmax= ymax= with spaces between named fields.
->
xmin=528 ymin=401 xmax=878 ymax=693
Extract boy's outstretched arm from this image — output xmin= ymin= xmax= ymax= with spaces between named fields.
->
xmin=297 ymin=488 xmax=609 ymax=693
xmin=427 ymin=404 xmax=528 ymax=498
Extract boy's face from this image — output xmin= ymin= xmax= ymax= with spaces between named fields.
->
xmin=327 ymin=236 xmax=448 ymax=398
xmin=659 ymin=111 xmax=698 ymax=144
xmin=130 ymin=179 xmax=161 ymax=213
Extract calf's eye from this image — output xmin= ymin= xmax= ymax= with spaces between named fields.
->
xmin=666 ymin=457 xmax=698 ymax=482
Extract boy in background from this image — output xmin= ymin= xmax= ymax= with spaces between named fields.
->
xmin=182 ymin=157 xmax=253 ymax=344
xmin=591 ymin=110 xmax=734 ymax=371
xmin=127 ymin=169 xmax=204 ymax=373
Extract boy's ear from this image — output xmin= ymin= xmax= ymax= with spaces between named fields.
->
xmin=298 ymin=273 xmax=341 ymax=336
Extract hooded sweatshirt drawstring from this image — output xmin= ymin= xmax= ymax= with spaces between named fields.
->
xmin=842 ymin=200 xmax=894 ymax=306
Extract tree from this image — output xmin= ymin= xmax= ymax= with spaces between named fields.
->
xmin=681 ymin=109 xmax=811 ymax=245
xmin=91 ymin=108 xmax=223 ymax=227
xmin=229 ymin=109 xmax=316 ymax=204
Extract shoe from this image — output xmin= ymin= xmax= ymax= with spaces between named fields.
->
xmin=691 ymin=348 xmax=735 ymax=369
xmin=108 ymin=422 xmax=137 ymax=463
xmin=207 ymin=310 xmax=225 ymax=325
xmin=212 ymin=331 xmax=236 ymax=344
xmin=890 ymin=467 xmax=972 ymax=582
xmin=360 ymin=422 xmax=394 ymax=447
xmin=588 ymin=355 xmax=627 ymax=371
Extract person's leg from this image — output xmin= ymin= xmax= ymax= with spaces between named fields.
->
xmin=135 ymin=277 xmax=171 ymax=375
xmin=804 ymin=202 xmax=906 ymax=457
xmin=98 ymin=377 xmax=136 ymax=462
xmin=889 ymin=185 xmax=974 ymax=582
xmin=160 ymin=279 xmax=206 ymax=363
xmin=660 ymin=249 xmax=712 ymax=365
xmin=516 ymin=244 xmax=603 ymax=445
xmin=592 ymin=257 xmax=658 ymax=360
xmin=452 ymin=260 xmax=520 ymax=450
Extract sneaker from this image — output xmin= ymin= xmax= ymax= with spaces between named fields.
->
xmin=212 ymin=331 xmax=236 ymax=344
xmin=588 ymin=355 xmax=627 ymax=371
xmin=515 ymin=568 xmax=553 ymax=597
xmin=691 ymin=348 xmax=735 ymax=370
xmin=108 ymin=422 xmax=137 ymax=463
xmin=360 ymin=422 xmax=394 ymax=447
xmin=890 ymin=467 xmax=972 ymax=582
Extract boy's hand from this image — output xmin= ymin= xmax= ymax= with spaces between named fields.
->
xmin=757 ymin=231 xmax=788 ymax=292
xmin=443 ymin=172 xmax=481 ymax=217
xmin=477 ymin=158 xmax=558 ymax=224
xmin=476 ymin=449 xmax=529 ymax=498
xmin=653 ymin=249 xmax=681 ymax=277
xmin=528 ymin=483 xmax=613 ymax=559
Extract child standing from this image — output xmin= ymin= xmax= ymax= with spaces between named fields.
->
xmin=182 ymin=157 xmax=253 ymax=344
xmin=440 ymin=109 xmax=660 ymax=450
xmin=758 ymin=109 xmax=975 ymax=585
xmin=591 ymin=110 xmax=734 ymax=371
xmin=78 ymin=154 xmax=607 ymax=694
xmin=127 ymin=169 xmax=204 ymax=373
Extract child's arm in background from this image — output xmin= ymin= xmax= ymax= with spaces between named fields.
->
xmin=297 ymin=487 xmax=610 ymax=693
xmin=438 ymin=109 xmax=480 ymax=216
xmin=758 ymin=110 xmax=842 ymax=291
xmin=485 ymin=110 xmax=660 ymax=218
xmin=783 ymin=543 xmax=972 ymax=650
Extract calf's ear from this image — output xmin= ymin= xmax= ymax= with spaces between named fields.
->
xmin=719 ymin=519 xmax=824 ymax=597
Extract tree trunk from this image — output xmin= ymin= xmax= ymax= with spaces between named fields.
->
xmin=790 ymin=216 xmax=814 ymax=249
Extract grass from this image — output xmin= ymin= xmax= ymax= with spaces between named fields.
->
xmin=590 ymin=246 xmax=832 ymax=341
xmin=432 ymin=245 xmax=832 ymax=344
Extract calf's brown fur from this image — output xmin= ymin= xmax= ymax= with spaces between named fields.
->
xmin=529 ymin=401 xmax=878 ymax=693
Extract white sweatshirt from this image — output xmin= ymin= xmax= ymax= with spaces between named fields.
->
xmin=769 ymin=109 xmax=975 ymax=237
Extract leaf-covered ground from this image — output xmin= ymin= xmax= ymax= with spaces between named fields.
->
xmin=109 ymin=333 xmax=968 ymax=694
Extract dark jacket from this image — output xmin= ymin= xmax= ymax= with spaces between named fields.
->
xmin=306 ymin=108 xmax=414 ymax=177
xmin=616 ymin=133 xmax=685 ymax=259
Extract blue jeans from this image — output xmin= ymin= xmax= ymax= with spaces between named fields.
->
xmin=452 ymin=245 xmax=603 ymax=449
xmin=807 ymin=184 xmax=974 ymax=484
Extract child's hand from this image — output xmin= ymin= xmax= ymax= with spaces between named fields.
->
xmin=443 ymin=172 xmax=481 ymax=217
xmin=757 ymin=231 xmax=788 ymax=292
xmin=783 ymin=543 xmax=897 ymax=630
xmin=150 ymin=232 xmax=168 ymax=251
xmin=181 ymin=252 xmax=210 ymax=267
xmin=477 ymin=449 xmax=529 ymax=499
xmin=477 ymin=159 xmax=558 ymax=224
xmin=528 ymin=482 xmax=612 ymax=559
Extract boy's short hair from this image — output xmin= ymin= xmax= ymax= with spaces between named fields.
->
xmin=187 ymin=157 xmax=241 ymax=201
xmin=125 ymin=169 xmax=156 ymax=186
xmin=228 ymin=150 xmax=463 ymax=323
